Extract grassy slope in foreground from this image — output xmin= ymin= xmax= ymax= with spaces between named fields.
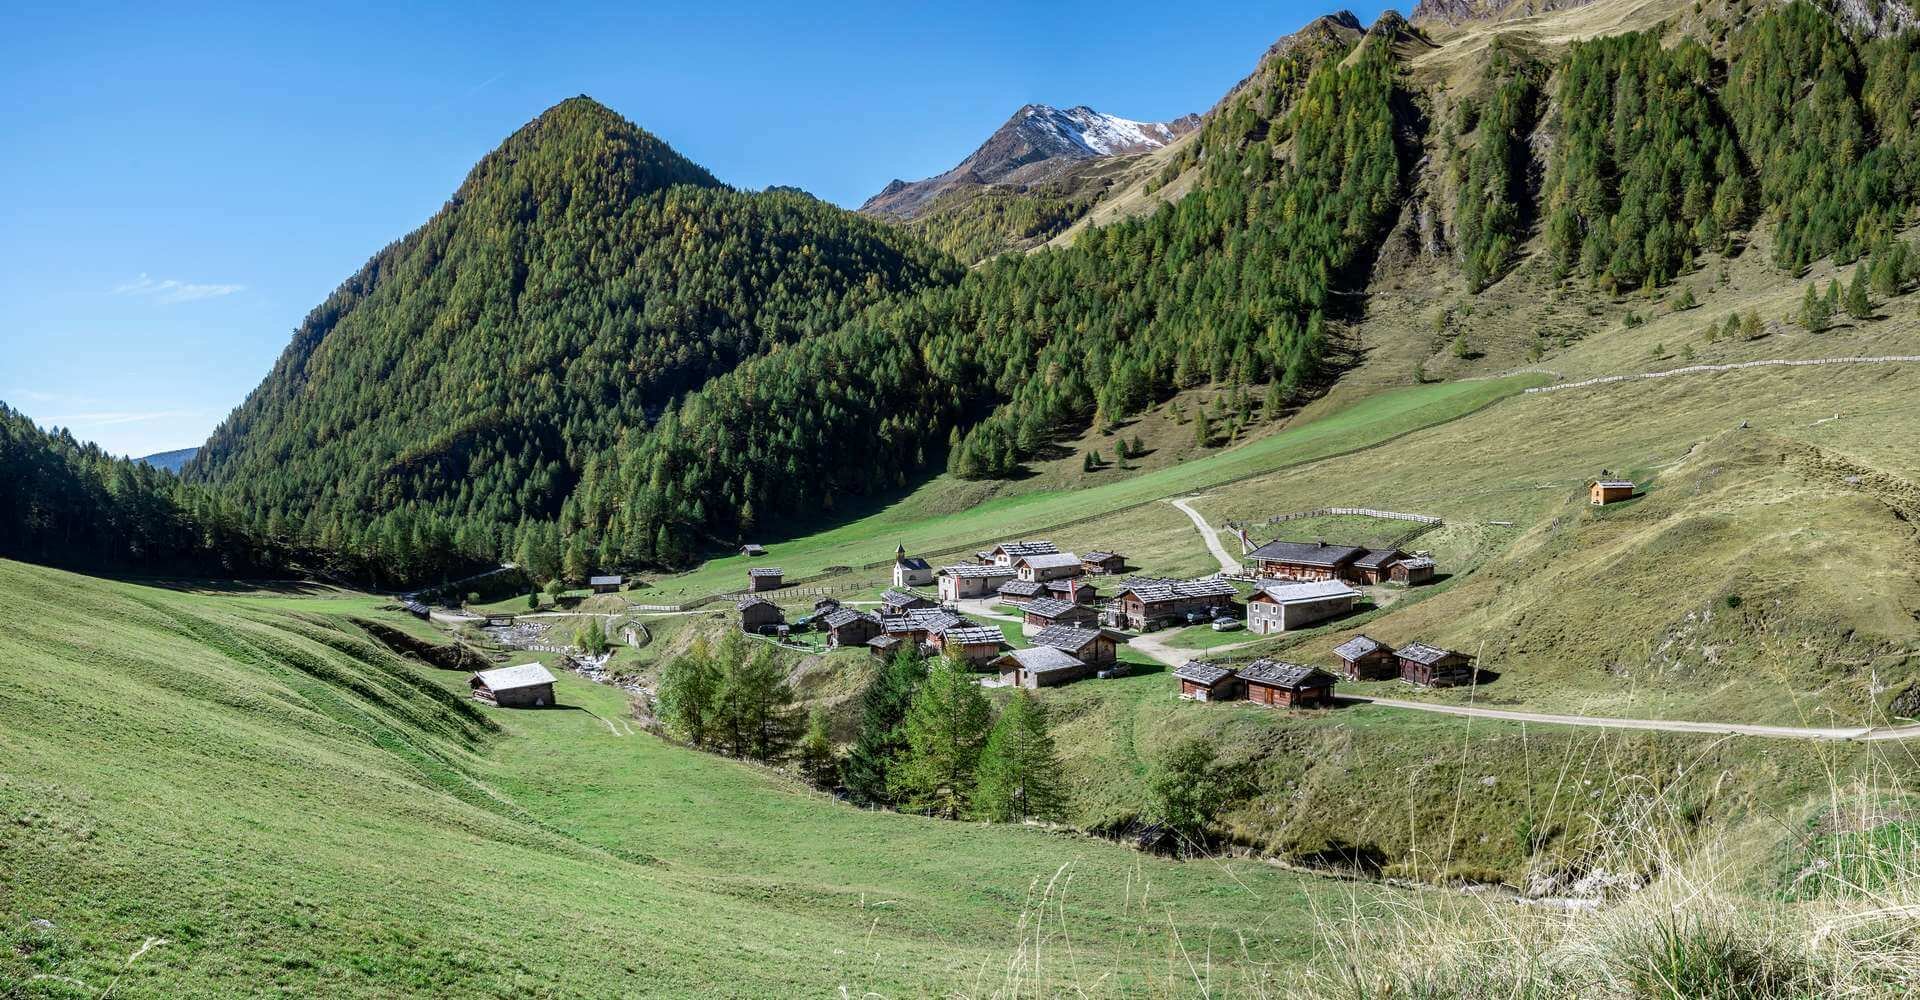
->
xmin=0 ymin=559 xmax=1386 ymax=997
xmin=645 ymin=375 xmax=1538 ymax=601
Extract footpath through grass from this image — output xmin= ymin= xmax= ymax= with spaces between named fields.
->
xmin=0 ymin=559 xmax=1388 ymax=997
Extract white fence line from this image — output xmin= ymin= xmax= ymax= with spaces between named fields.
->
xmin=1525 ymin=356 xmax=1920 ymax=395
xmin=1239 ymin=506 xmax=1443 ymax=527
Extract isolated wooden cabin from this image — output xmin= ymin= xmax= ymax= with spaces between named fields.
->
xmin=740 ymin=543 xmax=767 ymax=557
xmin=1022 ymin=597 xmax=1098 ymax=629
xmin=1245 ymin=539 xmax=1368 ymax=583
xmin=737 ymin=594 xmax=784 ymax=634
xmin=1030 ymin=624 xmax=1125 ymax=665
xmin=1245 ymin=579 xmax=1359 ymax=635
xmin=822 ymin=607 xmax=882 ymax=648
xmin=470 ymin=662 xmax=557 ymax=708
xmin=1590 ymin=479 xmax=1635 ymax=505
xmin=589 ymin=574 xmax=623 ymax=594
xmin=936 ymin=564 xmax=1016 ymax=602
xmin=993 ymin=646 xmax=1093 ymax=689
xmin=1173 ymin=660 xmax=1243 ymax=701
xmin=1239 ymin=660 xmax=1337 ymax=709
xmin=1081 ymin=551 xmax=1126 ymax=575
xmin=1390 ymin=556 xmax=1436 ymax=586
xmin=928 ymin=624 xmax=1007 ymax=667
xmin=1332 ymin=634 xmax=1396 ymax=680
xmin=747 ymin=566 xmax=784 ymax=592
xmin=1395 ymin=642 xmax=1475 ymax=687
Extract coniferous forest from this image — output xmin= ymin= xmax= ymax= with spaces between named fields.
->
xmin=6 ymin=3 xmax=1918 ymax=587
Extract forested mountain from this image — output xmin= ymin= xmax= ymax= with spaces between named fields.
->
xmin=185 ymin=97 xmax=961 ymax=584
xmin=1 ymin=403 xmax=274 ymax=575
xmin=169 ymin=2 xmax=1920 ymax=587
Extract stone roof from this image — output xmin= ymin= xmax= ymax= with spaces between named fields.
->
xmin=1395 ymin=641 xmax=1463 ymax=666
xmin=1245 ymin=539 xmax=1367 ymax=567
xmin=1117 ymin=577 xmax=1238 ymax=603
xmin=735 ymin=595 xmax=777 ymax=611
xmin=995 ymin=646 xmax=1085 ymax=674
xmin=1396 ymin=556 xmax=1436 ymax=570
xmin=993 ymin=540 xmax=1059 ymax=558
xmin=1083 ymin=551 xmax=1122 ymax=562
xmin=1253 ymin=579 xmax=1359 ymax=605
xmin=1353 ymin=548 xmax=1405 ymax=570
xmin=1016 ymin=552 xmax=1083 ymax=570
xmin=473 ymin=662 xmax=556 ymax=692
xmin=1030 ymin=624 xmax=1118 ymax=653
xmin=881 ymin=588 xmax=933 ymax=607
xmin=997 ymin=580 xmax=1044 ymax=597
xmin=887 ymin=608 xmax=968 ymax=635
xmin=747 ymin=567 xmax=784 ymax=577
xmin=1173 ymin=660 xmax=1236 ymax=685
xmin=1239 ymin=659 xmax=1335 ymax=689
xmin=823 ymin=608 xmax=875 ymax=629
xmin=939 ymin=564 xmax=1017 ymax=579
xmin=1023 ymin=597 xmax=1088 ymax=620
xmin=938 ymin=625 xmax=1006 ymax=645
xmin=1332 ymin=634 xmax=1386 ymax=661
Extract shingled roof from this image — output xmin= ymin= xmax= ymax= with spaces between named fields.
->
xmin=1116 ymin=577 xmax=1238 ymax=603
xmin=1353 ymin=549 xmax=1405 ymax=570
xmin=937 ymin=625 xmax=1006 ymax=645
xmin=1239 ymin=659 xmax=1335 ymax=689
xmin=939 ymin=564 xmax=1017 ymax=579
xmin=887 ymin=608 xmax=967 ymax=634
xmin=1593 ymin=479 xmax=1635 ymax=489
xmin=1245 ymin=539 xmax=1367 ymax=567
xmin=1395 ymin=641 xmax=1462 ymax=666
xmin=589 ymin=574 xmax=623 ymax=586
xmin=1016 ymin=552 xmax=1083 ymax=570
xmin=997 ymin=580 xmax=1044 ymax=598
xmin=1332 ymin=634 xmax=1386 ymax=660
xmin=823 ymin=608 xmax=876 ymax=629
xmin=1396 ymin=556 xmax=1436 ymax=570
xmin=747 ymin=566 xmax=784 ymax=577
xmin=881 ymin=588 xmax=933 ymax=607
xmin=473 ymin=662 xmax=556 ymax=693
xmin=996 ymin=646 xmax=1085 ymax=674
xmin=1023 ymin=597 xmax=1086 ymax=619
xmin=735 ymin=595 xmax=776 ymax=611
xmin=1173 ymin=660 xmax=1236 ymax=686
xmin=1253 ymin=579 xmax=1359 ymax=605
xmin=993 ymin=540 xmax=1059 ymax=558
xmin=1030 ymin=624 xmax=1121 ymax=653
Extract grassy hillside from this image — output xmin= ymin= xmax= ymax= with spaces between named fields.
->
xmin=0 ymin=559 xmax=1400 ymax=997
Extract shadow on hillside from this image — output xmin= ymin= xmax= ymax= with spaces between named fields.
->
xmin=132 ymin=577 xmax=345 ymax=597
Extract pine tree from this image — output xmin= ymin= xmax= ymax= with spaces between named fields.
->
xmin=526 ymin=590 xmax=540 ymax=610
xmin=972 ymin=690 xmax=1064 ymax=823
xmin=1672 ymin=285 xmax=1697 ymax=312
xmin=1844 ymin=270 xmax=1872 ymax=319
xmin=710 ymin=636 xmax=798 ymax=762
xmin=797 ymin=708 xmax=838 ymax=791
xmin=1193 ymin=412 xmax=1212 ymax=448
xmin=1800 ymin=283 xmax=1831 ymax=332
xmin=841 ymin=650 xmax=927 ymax=807
xmin=576 ymin=618 xmax=610 ymax=656
xmin=891 ymin=655 xmax=992 ymax=818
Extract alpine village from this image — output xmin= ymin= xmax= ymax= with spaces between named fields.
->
xmin=9 ymin=0 xmax=1920 ymax=996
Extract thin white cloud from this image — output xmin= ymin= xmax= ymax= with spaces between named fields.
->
xmin=113 ymin=273 xmax=245 ymax=304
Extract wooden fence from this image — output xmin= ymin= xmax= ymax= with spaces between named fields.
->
xmin=1524 ymin=355 xmax=1920 ymax=395
xmin=1227 ymin=506 xmax=1444 ymax=554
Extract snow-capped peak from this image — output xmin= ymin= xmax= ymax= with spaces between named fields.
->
xmin=1018 ymin=104 xmax=1188 ymax=157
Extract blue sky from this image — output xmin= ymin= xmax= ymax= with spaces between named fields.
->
xmin=0 ymin=1 xmax=1386 ymax=457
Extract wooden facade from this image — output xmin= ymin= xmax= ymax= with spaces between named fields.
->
xmin=1245 ymin=539 xmax=1368 ymax=583
xmin=1591 ymin=480 xmax=1635 ymax=505
xmin=1332 ymin=634 xmax=1397 ymax=680
xmin=1390 ymin=558 xmax=1436 ymax=586
xmin=1240 ymin=661 xmax=1337 ymax=709
xmin=589 ymin=575 xmax=623 ymax=594
xmin=823 ymin=609 xmax=882 ymax=648
xmin=993 ymin=646 xmax=1094 ymax=689
xmin=1022 ymin=597 xmax=1098 ymax=629
xmin=1395 ymin=642 xmax=1475 ymax=687
xmin=1112 ymin=579 xmax=1238 ymax=631
xmin=1030 ymin=625 xmax=1123 ymax=666
xmin=1173 ymin=661 xmax=1243 ymax=701
xmin=747 ymin=567 xmax=784 ymax=592
xmin=1081 ymin=551 xmax=1126 ymax=574
xmin=929 ymin=625 xmax=1006 ymax=667
xmin=1349 ymin=549 xmax=1404 ymax=585
xmin=737 ymin=595 xmax=784 ymax=634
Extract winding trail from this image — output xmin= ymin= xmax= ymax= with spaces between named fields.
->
xmin=1168 ymin=496 xmax=1244 ymax=575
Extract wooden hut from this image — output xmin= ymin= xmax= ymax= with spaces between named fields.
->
xmin=1030 ymin=624 xmax=1125 ymax=665
xmin=822 ymin=607 xmax=882 ymax=648
xmin=1022 ymin=597 xmax=1099 ymax=629
xmin=1349 ymin=549 xmax=1405 ymax=585
xmin=589 ymin=575 xmax=624 ymax=594
xmin=996 ymin=579 xmax=1044 ymax=605
xmin=736 ymin=594 xmax=784 ymax=634
xmin=1081 ymin=551 xmax=1126 ymax=574
xmin=1049 ymin=578 xmax=1098 ymax=604
xmin=740 ymin=543 xmax=768 ymax=557
xmin=879 ymin=588 xmax=937 ymax=616
xmin=1332 ymin=634 xmax=1396 ymax=680
xmin=1240 ymin=660 xmax=1337 ymax=708
xmin=1245 ymin=579 xmax=1358 ymax=635
xmin=470 ymin=663 xmax=557 ymax=708
xmin=928 ymin=624 xmax=1007 ymax=667
xmin=1173 ymin=660 xmax=1243 ymax=701
xmin=1245 ymin=539 xmax=1368 ymax=582
xmin=993 ymin=646 xmax=1092 ymax=689
xmin=747 ymin=567 xmax=784 ymax=592
xmin=1390 ymin=557 xmax=1436 ymax=586
xmin=1590 ymin=479 xmax=1635 ymax=505
xmin=1395 ymin=642 xmax=1475 ymax=687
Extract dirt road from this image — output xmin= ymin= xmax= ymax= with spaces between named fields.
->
xmin=1168 ymin=496 xmax=1243 ymax=575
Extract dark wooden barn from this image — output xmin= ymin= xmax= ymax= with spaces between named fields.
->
xmin=1395 ymin=642 xmax=1475 ymax=687
xmin=1239 ymin=660 xmax=1337 ymax=708
xmin=1173 ymin=660 xmax=1243 ymax=701
xmin=1331 ymin=634 xmax=1396 ymax=680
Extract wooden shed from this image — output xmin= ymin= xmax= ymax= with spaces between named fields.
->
xmin=1349 ymin=549 xmax=1405 ymax=586
xmin=1591 ymin=479 xmax=1636 ymax=505
xmin=996 ymin=579 xmax=1045 ymax=605
xmin=1173 ymin=660 xmax=1243 ymax=702
xmin=993 ymin=646 xmax=1093 ymax=689
xmin=822 ymin=607 xmax=882 ymax=648
xmin=740 ymin=543 xmax=768 ymax=557
xmin=929 ymin=624 xmax=1007 ymax=667
xmin=470 ymin=662 xmax=557 ymax=708
xmin=1081 ymin=551 xmax=1126 ymax=575
xmin=879 ymin=589 xmax=937 ymax=616
xmin=589 ymin=574 xmax=624 ymax=594
xmin=747 ymin=567 xmax=785 ymax=592
xmin=1048 ymin=578 xmax=1098 ymax=604
xmin=1390 ymin=557 xmax=1436 ymax=586
xmin=400 ymin=599 xmax=430 ymax=620
xmin=1395 ymin=642 xmax=1475 ymax=687
xmin=1030 ymin=624 xmax=1126 ymax=665
xmin=1022 ymin=596 xmax=1098 ymax=629
xmin=1240 ymin=660 xmax=1337 ymax=709
xmin=1245 ymin=579 xmax=1359 ymax=635
xmin=1332 ymin=634 xmax=1396 ymax=680
xmin=737 ymin=594 xmax=784 ymax=634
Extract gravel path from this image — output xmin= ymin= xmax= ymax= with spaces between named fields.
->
xmin=1168 ymin=496 xmax=1244 ymax=575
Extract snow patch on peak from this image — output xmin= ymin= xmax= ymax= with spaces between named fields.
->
xmin=1022 ymin=104 xmax=1187 ymax=157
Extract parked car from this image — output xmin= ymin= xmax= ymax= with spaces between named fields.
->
xmin=1209 ymin=617 xmax=1242 ymax=632
xmin=1185 ymin=611 xmax=1206 ymax=625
